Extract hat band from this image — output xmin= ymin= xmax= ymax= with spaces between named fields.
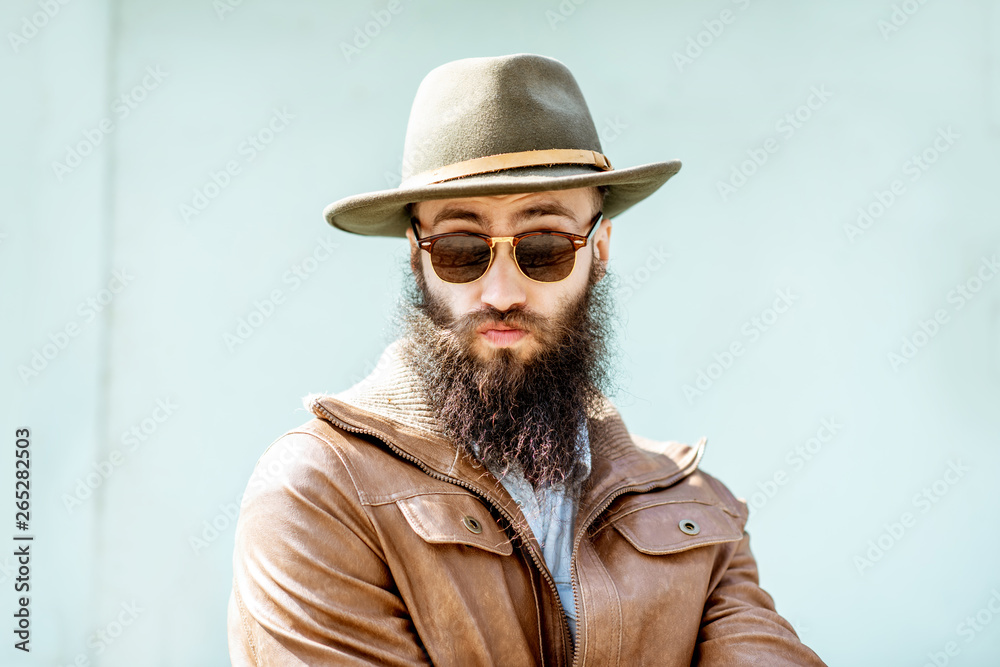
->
xmin=401 ymin=148 xmax=613 ymax=189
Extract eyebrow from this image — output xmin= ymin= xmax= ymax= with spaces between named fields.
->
xmin=427 ymin=201 xmax=582 ymax=234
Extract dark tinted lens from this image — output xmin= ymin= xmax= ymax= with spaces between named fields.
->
xmin=515 ymin=234 xmax=577 ymax=282
xmin=431 ymin=235 xmax=492 ymax=283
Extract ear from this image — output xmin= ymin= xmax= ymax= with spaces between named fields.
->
xmin=594 ymin=217 xmax=611 ymax=262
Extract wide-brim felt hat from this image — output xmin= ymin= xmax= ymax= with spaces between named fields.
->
xmin=323 ymin=53 xmax=681 ymax=237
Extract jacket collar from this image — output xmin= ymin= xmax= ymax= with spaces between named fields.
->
xmin=304 ymin=339 xmax=707 ymax=520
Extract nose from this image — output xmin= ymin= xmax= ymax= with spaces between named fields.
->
xmin=478 ymin=241 xmax=527 ymax=312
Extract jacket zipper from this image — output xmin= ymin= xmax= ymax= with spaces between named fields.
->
xmin=567 ymin=469 xmax=697 ymax=667
xmin=312 ymin=403 xmax=575 ymax=664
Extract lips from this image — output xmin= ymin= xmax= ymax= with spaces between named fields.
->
xmin=477 ymin=322 xmax=527 ymax=346
xmin=477 ymin=322 xmax=520 ymax=333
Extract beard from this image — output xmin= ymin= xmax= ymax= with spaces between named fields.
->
xmin=394 ymin=247 xmax=618 ymax=493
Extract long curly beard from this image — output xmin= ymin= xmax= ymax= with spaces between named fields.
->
xmin=394 ymin=249 xmax=618 ymax=492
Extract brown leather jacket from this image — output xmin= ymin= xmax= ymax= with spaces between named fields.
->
xmin=228 ymin=342 xmax=826 ymax=665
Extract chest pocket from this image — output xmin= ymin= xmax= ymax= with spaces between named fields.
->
xmin=603 ymin=500 xmax=744 ymax=554
xmin=396 ymin=493 xmax=514 ymax=556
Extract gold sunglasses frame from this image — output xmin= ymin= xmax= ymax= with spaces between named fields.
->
xmin=410 ymin=211 xmax=604 ymax=285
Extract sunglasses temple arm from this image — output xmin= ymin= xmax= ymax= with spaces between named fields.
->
xmin=585 ymin=212 xmax=603 ymax=243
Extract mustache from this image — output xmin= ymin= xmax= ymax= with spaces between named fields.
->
xmin=451 ymin=305 xmax=542 ymax=333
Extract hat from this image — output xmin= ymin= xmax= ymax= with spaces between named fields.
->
xmin=323 ymin=53 xmax=681 ymax=237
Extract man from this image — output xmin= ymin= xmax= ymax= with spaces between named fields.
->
xmin=228 ymin=53 xmax=826 ymax=665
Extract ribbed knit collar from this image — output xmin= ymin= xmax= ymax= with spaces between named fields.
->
xmin=304 ymin=338 xmax=706 ymax=515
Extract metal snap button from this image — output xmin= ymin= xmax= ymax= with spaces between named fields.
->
xmin=678 ymin=519 xmax=700 ymax=536
xmin=462 ymin=516 xmax=483 ymax=534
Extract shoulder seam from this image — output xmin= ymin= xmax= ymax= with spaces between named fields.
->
xmin=695 ymin=468 xmax=749 ymax=526
xmin=283 ymin=421 xmax=371 ymax=507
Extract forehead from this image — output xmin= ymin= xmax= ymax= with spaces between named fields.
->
xmin=412 ymin=188 xmax=598 ymax=234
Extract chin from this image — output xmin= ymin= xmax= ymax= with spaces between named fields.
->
xmin=474 ymin=337 xmax=538 ymax=364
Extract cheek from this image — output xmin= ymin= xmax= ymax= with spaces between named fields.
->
xmin=413 ymin=248 xmax=434 ymax=284
xmin=425 ymin=276 xmax=478 ymax=319
xmin=421 ymin=257 xmax=436 ymax=289
xmin=415 ymin=249 xmax=455 ymax=304
xmin=550 ymin=270 xmax=591 ymax=315
xmin=561 ymin=255 xmax=593 ymax=297
xmin=525 ymin=283 xmax=573 ymax=320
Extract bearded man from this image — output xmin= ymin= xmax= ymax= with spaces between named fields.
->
xmin=228 ymin=53 xmax=826 ymax=666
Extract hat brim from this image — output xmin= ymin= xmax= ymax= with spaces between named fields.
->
xmin=323 ymin=160 xmax=682 ymax=237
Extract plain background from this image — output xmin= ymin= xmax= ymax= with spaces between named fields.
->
xmin=2 ymin=0 xmax=999 ymax=664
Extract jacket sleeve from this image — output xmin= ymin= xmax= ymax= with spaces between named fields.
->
xmin=695 ymin=528 xmax=828 ymax=665
xmin=228 ymin=430 xmax=432 ymax=667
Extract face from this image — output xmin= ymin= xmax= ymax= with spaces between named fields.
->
xmin=405 ymin=187 xmax=612 ymax=364
xmin=396 ymin=186 xmax=617 ymax=491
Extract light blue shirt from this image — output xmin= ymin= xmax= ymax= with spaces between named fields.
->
xmin=481 ymin=422 xmax=591 ymax=641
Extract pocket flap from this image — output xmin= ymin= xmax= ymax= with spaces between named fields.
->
xmin=396 ymin=493 xmax=514 ymax=556
xmin=611 ymin=501 xmax=744 ymax=555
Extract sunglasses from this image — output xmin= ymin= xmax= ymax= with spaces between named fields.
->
xmin=410 ymin=211 xmax=603 ymax=284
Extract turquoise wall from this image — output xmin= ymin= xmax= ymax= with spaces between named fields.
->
xmin=2 ymin=0 xmax=998 ymax=664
